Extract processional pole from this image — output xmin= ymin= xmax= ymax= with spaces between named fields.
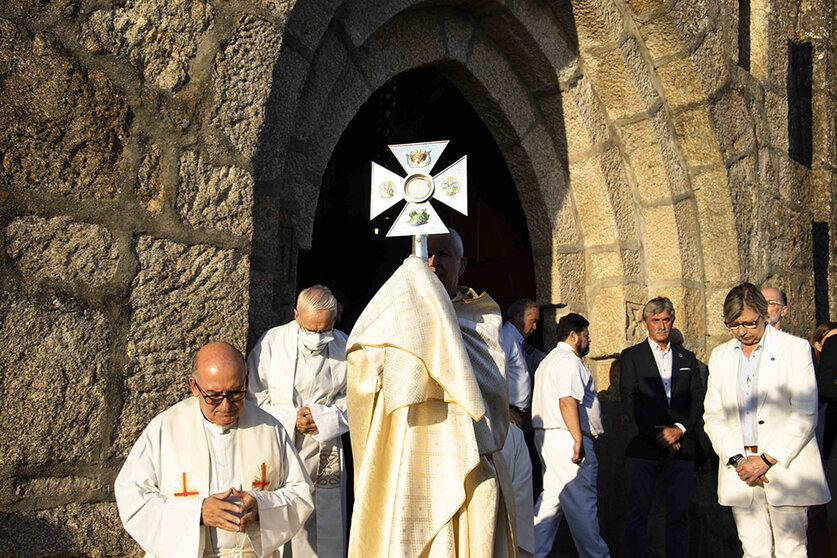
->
xmin=370 ymin=140 xmax=469 ymax=261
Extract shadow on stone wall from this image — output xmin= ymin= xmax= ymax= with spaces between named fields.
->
xmin=0 ymin=513 xmax=81 ymax=557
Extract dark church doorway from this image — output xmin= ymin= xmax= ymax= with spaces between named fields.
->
xmin=298 ymin=66 xmax=537 ymax=336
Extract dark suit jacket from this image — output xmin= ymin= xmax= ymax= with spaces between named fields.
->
xmin=817 ymin=335 xmax=837 ymax=458
xmin=620 ymin=340 xmax=705 ymax=461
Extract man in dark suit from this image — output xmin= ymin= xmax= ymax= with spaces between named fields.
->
xmin=620 ymin=297 xmax=704 ymax=558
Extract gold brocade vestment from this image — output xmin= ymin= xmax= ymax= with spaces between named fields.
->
xmin=346 ymin=256 xmax=516 ymax=557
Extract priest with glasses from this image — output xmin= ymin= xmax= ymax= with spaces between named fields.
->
xmin=115 ymin=342 xmax=313 ymax=558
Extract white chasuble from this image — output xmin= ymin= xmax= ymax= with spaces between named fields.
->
xmin=115 ymin=398 xmax=314 ymax=558
xmin=247 ymin=321 xmax=349 ymax=558
xmin=346 ymin=256 xmax=516 ymax=558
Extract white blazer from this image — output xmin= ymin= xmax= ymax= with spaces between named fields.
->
xmin=703 ymin=326 xmax=830 ymax=507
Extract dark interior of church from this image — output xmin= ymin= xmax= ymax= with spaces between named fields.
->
xmin=297 ymin=66 xmax=538 ymax=341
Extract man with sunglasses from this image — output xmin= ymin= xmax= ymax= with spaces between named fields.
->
xmin=703 ymin=283 xmax=830 ymax=557
xmin=246 ymin=284 xmax=349 ymax=558
xmin=115 ymin=342 xmax=313 ymax=557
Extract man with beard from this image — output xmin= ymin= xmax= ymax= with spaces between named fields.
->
xmin=531 ymin=313 xmax=609 ymax=558
xmin=761 ymin=286 xmax=788 ymax=331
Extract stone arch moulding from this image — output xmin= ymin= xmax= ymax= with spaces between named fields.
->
xmin=251 ymin=0 xmax=740 ymax=362
xmin=255 ymin=1 xmax=574 ymax=315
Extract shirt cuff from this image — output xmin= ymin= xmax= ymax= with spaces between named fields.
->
xmin=674 ymin=423 xmax=686 ymax=434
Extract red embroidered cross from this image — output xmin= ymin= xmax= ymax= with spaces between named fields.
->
xmin=252 ymin=462 xmax=270 ymax=490
xmin=174 ymin=472 xmax=199 ymax=497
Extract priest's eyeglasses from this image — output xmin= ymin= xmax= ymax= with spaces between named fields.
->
xmin=194 ymin=381 xmax=247 ymax=405
xmin=724 ymin=319 xmax=761 ymax=331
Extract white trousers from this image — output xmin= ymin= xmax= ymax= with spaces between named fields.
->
xmin=533 ymin=429 xmax=610 ymax=558
xmin=731 ymin=486 xmax=808 ymax=558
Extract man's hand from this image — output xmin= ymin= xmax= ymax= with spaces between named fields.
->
xmin=655 ymin=425 xmax=682 ymax=447
xmin=667 ymin=442 xmax=681 ymax=457
xmin=295 ymin=406 xmax=318 ymax=435
xmin=231 ymin=488 xmax=259 ymax=530
xmin=201 ymin=489 xmax=244 ymax=532
xmin=571 ymin=437 xmax=585 ymax=464
xmin=735 ymin=455 xmax=773 ymax=486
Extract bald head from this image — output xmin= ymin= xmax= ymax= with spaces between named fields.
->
xmin=190 ymin=342 xmax=248 ymax=426
xmin=193 ymin=342 xmax=247 ymax=383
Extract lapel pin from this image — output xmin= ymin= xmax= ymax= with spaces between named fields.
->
xmin=678 ymin=353 xmax=683 ymax=358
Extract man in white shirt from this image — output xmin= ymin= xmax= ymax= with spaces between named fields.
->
xmin=502 ymin=298 xmax=539 ymax=427
xmin=704 ymin=283 xmax=830 ymax=558
xmin=247 ymin=285 xmax=349 ymax=557
xmin=531 ymin=313 xmax=610 ymax=558
xmin=114 ymin=342 xmax=313 ymax=558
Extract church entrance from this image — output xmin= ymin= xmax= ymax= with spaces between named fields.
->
xmin=297 ymin=66 xmax=537 ymax=339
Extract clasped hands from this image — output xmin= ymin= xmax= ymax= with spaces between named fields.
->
xmin=296 ymin=406 xmax=319 ymax=435
xmin=734 ymin=455 xmax=773 ymax=487
xmin=201 ymin=488 xmax=259 ymax=532
xmin=655 ymin=425 xmax=682 ymax=456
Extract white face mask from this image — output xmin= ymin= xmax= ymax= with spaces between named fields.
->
xmin=298 ymin=328 xmax=334 ymax=352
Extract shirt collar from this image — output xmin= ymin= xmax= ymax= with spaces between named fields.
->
xmin=504 ymin=321 xmax=524 ymax=344
xmin=646 ymin=337 xmax=671 ymax=354
xmin=200 ymin=411 xmax=236 ymax=434
xmin=557 ymin=341 xmax=577 ymax=355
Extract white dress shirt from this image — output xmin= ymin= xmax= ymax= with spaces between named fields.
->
xmin=735 ymin=325 xmax=768 ymax=447
xmin=502 ymin=321 xmax=532 ymax=410
xmin=532 ymin=341 xmax=603 ymax=437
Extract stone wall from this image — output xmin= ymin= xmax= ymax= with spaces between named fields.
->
xmin=0 ymin=0 xmax=834 ymax=555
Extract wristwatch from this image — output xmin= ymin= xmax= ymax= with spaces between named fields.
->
xmin=727 ymin=454 xmax=744 ymax=468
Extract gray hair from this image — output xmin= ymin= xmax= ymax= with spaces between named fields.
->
xmin=446 ymin=228 xmax=464 ymax=261
xmin=723 ymin=282 xmax=768 ymax=323
xmin=296 ymin=284 xmax=338 ymax=315
xmin=506 ymin=299 xmax=538 ymax=321
xmin=642 ymin=297 xmax=675 ymax=321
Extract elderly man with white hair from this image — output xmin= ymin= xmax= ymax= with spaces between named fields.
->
xmin=247 ymin=285 xmax=349 ymax=557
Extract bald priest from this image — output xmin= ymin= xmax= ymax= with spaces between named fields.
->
xmin=115 ymin=342 xmax=314 ymax=558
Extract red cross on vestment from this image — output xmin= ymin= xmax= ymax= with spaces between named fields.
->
xmin=252 ymin=462 xmax=270 ymax=490
xmin=174 ymin=472 xmax=199 ymax=497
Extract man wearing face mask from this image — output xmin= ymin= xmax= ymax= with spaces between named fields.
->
xmin=247 ymin=284 xmax=348 ymax=558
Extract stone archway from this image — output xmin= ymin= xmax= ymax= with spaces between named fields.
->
xmin=246 ymin=3 xmax=743 ymax=551
xmin=251 ymin=0 xmax=740 ymax=363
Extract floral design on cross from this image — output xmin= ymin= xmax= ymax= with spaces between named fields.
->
xmin=370 ymin=140 xmax=468 ymax=239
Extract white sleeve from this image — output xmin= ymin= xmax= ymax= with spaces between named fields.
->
xmin=247 ymin=424 xmax=315 ymax=556
xmin=114 ymin=417 xmax=205 ymax=558
xmin=556 ymin=357 xmax=586 ymax=402
xmin=247 ymin=332 xmax=298 ymax=435
xmin=505 ymin=339 xmax=531 ymax=410
xmin=308 ymin=394 xmax=349 ymax=443
xmin=702 ymin=349 xmax=741 ymax=463
xmin=247 ymin=332 xmax=275 ymax=410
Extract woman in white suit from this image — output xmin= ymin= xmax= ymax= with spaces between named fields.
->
xmin=703 ymin=283 xmax=830 ymax=558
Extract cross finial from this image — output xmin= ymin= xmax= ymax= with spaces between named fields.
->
xmin=370 ymin=140 xmax=468 ymax=260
